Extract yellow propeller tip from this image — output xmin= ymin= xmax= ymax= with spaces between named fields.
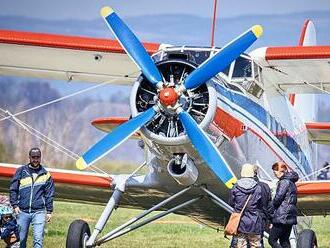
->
xmin=252 ymin=25 xmax=263 ymax=38
xmin=225 ymin=176 xmax=237 ymax=189
xmin=100 ymin=6 xmax=114 ymax=18
xmin=76 ymin=157 xmax=88 ymax=170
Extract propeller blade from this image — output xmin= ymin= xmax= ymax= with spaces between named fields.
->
xmin=178 ymin=111 xmax=237 ymax=188
xmin=183 ymin=25 xmax=263 ymax=90
xmin=76 ymin=107 xmax=157 ymax=170
xmin=100 ymin=7 xmax=163 ymax=87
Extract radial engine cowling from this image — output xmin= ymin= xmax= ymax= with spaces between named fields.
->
xmin=130 ymin=59 xmax=217 ymax=145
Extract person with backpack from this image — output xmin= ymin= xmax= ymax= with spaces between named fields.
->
xmin=229 ymin=163 xmax=263 ymax=248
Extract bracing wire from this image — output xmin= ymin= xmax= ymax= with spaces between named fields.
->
xmin=0 ymin=71 xmax=139 ymax=176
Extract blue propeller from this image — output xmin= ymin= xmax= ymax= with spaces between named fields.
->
xmin=101 ymin=7 xmax=163 ymax=87
xmin=76 ymin=107 xmax=157 ymax=170
xmin=77 ymin=6 xmax=264 ymax=189
xmin=182 ymin=25 xmax=263 ymax=90
xmin=178 ymin=110 xmax=237 ymax=188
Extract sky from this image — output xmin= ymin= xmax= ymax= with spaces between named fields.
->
xmin=1 ymin=0 xmax=330 ymax=20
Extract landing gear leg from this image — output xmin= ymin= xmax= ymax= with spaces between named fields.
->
xmin=86 ymin=181 xmax=125 ymax=247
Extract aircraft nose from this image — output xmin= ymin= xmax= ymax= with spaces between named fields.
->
xmin=159 ymin=87 xmax=178 ymax=106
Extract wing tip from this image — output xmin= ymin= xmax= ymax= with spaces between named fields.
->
xmin=252 ymin=25 xmax=263 ymax=38
xmin=100 ymin=6 xmax=114 ymax=18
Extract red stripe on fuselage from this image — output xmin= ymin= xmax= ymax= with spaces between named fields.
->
xmin=212 ymin=108 xmax=244 ymax=139
xmin=0 ymin=29 xmax=160 ymax=54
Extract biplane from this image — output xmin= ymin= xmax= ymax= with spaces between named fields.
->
xmin=0 ymin=6 xmax=330 ymax=248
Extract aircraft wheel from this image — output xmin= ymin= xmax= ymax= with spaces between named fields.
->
xmin=66 ymin=219 xmax=91 ymax=248
xmin=297 ymin=229 xmax=318 ymax=248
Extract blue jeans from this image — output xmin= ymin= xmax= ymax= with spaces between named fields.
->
xmin=17 ymin=211 xmax=46 ymax=248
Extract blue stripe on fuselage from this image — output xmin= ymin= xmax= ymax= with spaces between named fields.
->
xmin=214 ymin=83 xmax=312 ymax=175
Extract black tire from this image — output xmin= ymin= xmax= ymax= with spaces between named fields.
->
xmin=66 ymin=219 xmax=91 ymax=248
xmin=297 ymin=229 xmax=318 ymax=248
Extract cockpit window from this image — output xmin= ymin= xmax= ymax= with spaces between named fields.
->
xmin=232 ymin=57 xmax=252 ymax=78
xmin=254 ymin=62 xmax=261 ymax=83
xmin=244 ymin=80 xmax=264 ymax=98
xmin=188 ymin=50 xmax=211 ymax=65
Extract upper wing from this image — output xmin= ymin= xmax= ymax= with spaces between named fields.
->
xmin=0 ymin=29 xmax=160 ymax=84
xmin=297 ymin=181 xmax=330 ymax=215
xmin=305 ymin=122 xmax=330 ymax=145
xmin=250 ymin=46 xmax=330 ymax=94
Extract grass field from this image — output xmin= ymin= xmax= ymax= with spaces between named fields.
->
xmin=24 ymin=201 xmax=329 ymax=248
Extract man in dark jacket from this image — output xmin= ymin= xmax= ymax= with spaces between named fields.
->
xmin=9 ymin=147 xmax=55 ymax=248
xmin=269 ymin=162 xmax=299 ymax=248
xmin=229 ymin=163 xmax=263 ymax=248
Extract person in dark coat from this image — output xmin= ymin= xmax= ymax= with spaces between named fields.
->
xmin=254 ymin=169 xmax=273 ymax=247
xmin=0 ymin=206 xmax=20 ymax=248
xmin=268 ymin=162 xmax=299 ymax=248
xmin=229 ymin=163 xmax=263 ymax=248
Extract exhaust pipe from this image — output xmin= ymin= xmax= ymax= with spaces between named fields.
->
xmin=167 ymin=154 xmax=198 ymax=186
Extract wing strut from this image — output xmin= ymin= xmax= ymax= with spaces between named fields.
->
xmin=84 ymin=185 xmax=198 ymax=246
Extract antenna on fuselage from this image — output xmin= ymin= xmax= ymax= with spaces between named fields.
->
xmin=210 ymin=0 xmax=218 ymax=47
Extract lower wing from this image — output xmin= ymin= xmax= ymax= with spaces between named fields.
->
xmin=305 ymin=122 xmax=330 ymax=145
xmin=297 ymin=181 xmax=330 ymax=215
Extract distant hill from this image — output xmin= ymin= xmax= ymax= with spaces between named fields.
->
xmin=0 ymin=10 xmax=329 ymax=47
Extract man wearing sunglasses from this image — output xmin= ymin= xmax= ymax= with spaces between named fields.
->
xmin=9 ymin=148 xmax=55 ymax=248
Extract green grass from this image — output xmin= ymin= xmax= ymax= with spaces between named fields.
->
xmin=24 ymin=201 xmax=329 ymax=248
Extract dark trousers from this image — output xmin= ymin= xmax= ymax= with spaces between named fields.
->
xmin=268 ymin=223 xmax=293 ymax=248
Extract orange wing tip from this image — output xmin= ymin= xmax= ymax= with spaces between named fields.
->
xmin=100 ymin=6 xmax=114 ymax=18
xmin=225 ymin=176 xmax=237 ymax=189
xmin=252 ymin=25 xmax=263 ymax=38
xmin=76 ymin=157 xmax=88 ymax=170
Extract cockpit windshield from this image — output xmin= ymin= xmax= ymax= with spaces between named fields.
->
xmin=230 ymin=55 xmax=264 ymax=99
xmin=232 ymin=57 xmax=252 ymax=78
